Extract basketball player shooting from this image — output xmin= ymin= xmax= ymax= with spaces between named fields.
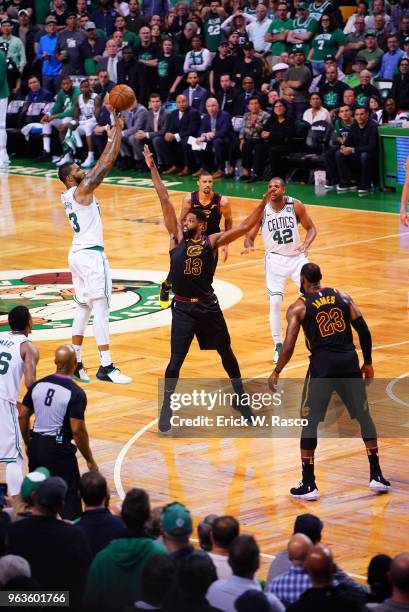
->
xmin=143 ymin=145 xmax=267 ymax=434
xmin=57 ymin=114 xmax=132 ymax=384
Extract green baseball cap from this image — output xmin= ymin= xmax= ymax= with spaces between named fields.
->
xmin=20 ymin=467 xmax=50 ymax=502
xmin=298 ymin=2 xmax=309 ymax=9
xmin=161 ymin=502 xmax=192 ymax=538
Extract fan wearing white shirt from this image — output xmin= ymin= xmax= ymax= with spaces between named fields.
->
xmin=302 ymin=92 xmax=332 ymax=124
xmin=183 ymin=34 xmax=213 ymax=74
xmin=246 ymin=4 xmax=272 ymax=54
xmin=206 ymin=535 xmax=285 ymax=612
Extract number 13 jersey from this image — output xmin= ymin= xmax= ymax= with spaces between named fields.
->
xmin=261 ymin=196 xmax=301 ymax=256
xmin=61 ymin=186 xmax=104 ymax=252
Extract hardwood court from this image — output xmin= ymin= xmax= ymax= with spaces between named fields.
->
xmin=1 ymin=171 xmax=409 ymax=579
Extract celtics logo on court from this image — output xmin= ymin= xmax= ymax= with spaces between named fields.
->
xmin=0 ymin=269 xmax=242 ymax=341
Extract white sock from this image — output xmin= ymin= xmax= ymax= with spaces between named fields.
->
xmin=92 ymin=297 xmax=110 ymax=346
xmin=6 ymin=458 xmax=23 ymax=496
xmin=0 ymin=128 xmax=7 ymax=148
xmin=43 ymin=137 xmax=51 ymax=153
xmin=269 ymin=294 xmax=283 ymax=344
xmin=73 ymin=344 xmax=82 ymax=364
xmin=100 ymin=349 xmax=112 ymax=367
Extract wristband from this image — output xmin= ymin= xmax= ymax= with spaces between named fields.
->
xmin=107 ymin=137 xmax=113 ymax=142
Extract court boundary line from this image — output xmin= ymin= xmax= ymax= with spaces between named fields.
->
xmin=2 ymin=171 xmax=400 ymax=216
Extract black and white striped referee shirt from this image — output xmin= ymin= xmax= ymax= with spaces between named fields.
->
xmin=23 ymin=375 xmax=87 ymax=442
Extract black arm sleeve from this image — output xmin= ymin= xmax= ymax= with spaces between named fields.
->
xmin=351 ymin=316 xmax=372 ymax=365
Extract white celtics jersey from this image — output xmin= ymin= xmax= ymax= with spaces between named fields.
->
xmin=261 ymin=196 xmax=301 ymax=255
xmin=61 ymin=186 xmax=104 ymax=252
xmin=78 ymin=93 xmax=97 ymax=121
xmin=0 ymin=332 xmax=28 ymax=403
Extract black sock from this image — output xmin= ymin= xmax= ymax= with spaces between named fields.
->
xmin=302 ymin=456 xmax=315 ymax=482
xmin=367 ymin=444 xmax=380 ymax=473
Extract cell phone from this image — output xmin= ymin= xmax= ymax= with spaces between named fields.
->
xmin=0 ymin=483 xmax=8 ymax=506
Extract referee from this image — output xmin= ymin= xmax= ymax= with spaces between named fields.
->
xmin=20 ymin=344 xmax=98 ymax=520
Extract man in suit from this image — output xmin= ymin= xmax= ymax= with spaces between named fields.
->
xmin=119 ymin=96 xmax=148 ymax=169
xmin=233 ymin=76 xmax=265 ymax=116
xmin=96 ymin=39 xmax=120 ymax=83
xmin=156 ymin=94 xmax=201 ymax=175
xmin=216 ymin=74 xmax=239 ymax=115
xmin=117 ymin=45 xmax=147 ymax=106
xmin=134 ymin=93 xmax=168 ymax=169
xmin=182 ymin=70 xmax=209 ymax=114
xmin=194 ymin=98 xmax=233 ymax=178
xmin=92 ymin=92 xmax=116 ymax=156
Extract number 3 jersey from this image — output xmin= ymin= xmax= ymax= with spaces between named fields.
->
xmin=261 ymin=196 xmax=301 ymax=255
xmin=61 ymin=186 xmax=104 ymax=252
xmin=301 ymin=288 xmax=355 ymax=354
xmin=170 ymin=236 xmax=215 ymax=298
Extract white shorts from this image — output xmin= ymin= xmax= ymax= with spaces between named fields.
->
xmin=265 ymin=252 xmax=309 ymax=298
xmin=42 ymin=116 xmax=72 ymax=135
xmin=0 ymin=399 xmax=23 ymax=462
xmin=68 ymin=248 xmax=112 ymax=306
xmin=76 ymin=118 xmax=97 ymax=137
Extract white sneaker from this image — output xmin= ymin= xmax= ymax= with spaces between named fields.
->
xmin=73 ymin=362 xmax=91 ymax=383
xmin=96 ymin=364 xmax=132 ymax=384
xmin=81 ymin=153 xmax=95 ymax=169
xmin=56 ymin=153 xmax=73 ymax=167
xmin=290 ymin=480 xmax=320 ymax=500
xmin=369 ymin=473 xmax=391 ymax=493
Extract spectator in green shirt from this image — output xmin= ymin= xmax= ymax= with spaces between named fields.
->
xmin=265 ymin=2 xmax=292 ymax=64
xmin=308 ymin=13 xmax=345 ymax=75
xmin=360 ymin=31 xmax=384 ymax=76
xmin=114 ymin=14 xmax=139 ymax=48
xmin=287 ymin=2 xmax=318 ymax=57
xmin=0 ymin=18 xmax=26 ymax=71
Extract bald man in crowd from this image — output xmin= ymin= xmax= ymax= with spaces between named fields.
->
xmin=287 ymin=544 xmax=363 ymax=611
xmin=20 ymin=344 xmax=98 ymax=520
xmin=372 ymin=553 xmax=409 ymax=611
xmin=267 ymin=534 xmax=313 ymax=606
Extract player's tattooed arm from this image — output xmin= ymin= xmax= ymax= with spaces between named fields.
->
xmin=338 ymin=290 xmax=374 ymax=378
xmin=294 ymin=200 xmax=317 ymax=254
xmin=143 ymin=145 xmax=183 ymax=245
xmin=269 ymin=300 xmax=305 ymax=388
xmin=21 ymin=342 xmax=39 ymax=389
xmin=75 ymin=116 xmax=123 ymax=203
xmin=180 ymin=194 xmax=192 ymax=223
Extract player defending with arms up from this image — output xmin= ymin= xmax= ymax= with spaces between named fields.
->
xmin=143 ymin=145 xmax=266 ymax=434
xmin=58 ymin=115 xmax=132 ymax=384
xmin=269 ymin=263 xmax=390 ymax=500
xmin=242 ymin=178 xmax=316 ymax=363
xmin=0 ymin=306 xmax=39 ymax=495
xmin=159 ymin=171 xmax=233 ymax=308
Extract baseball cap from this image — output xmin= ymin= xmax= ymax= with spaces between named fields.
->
xmin=0 ymin=18 xmax=12 ymax=25
xmin=355 ymin=55 xmax=368 ymax=64
xmin=292 ymin=44 xmax=305 ymax=54
xmin=218 ymin=39 xmax=228 ymax=46
xmin=404 ymin=36 xmax=409 ymax=44
xmin=294 ymin=513 xmax=323 ymax=543
xmin=85 ymin=21 xmax=96 ymax=30
xmin=21 ymin=467 xmax=50 ymax=502
xmin=243 ymin=41 xmax=254 ymax=50
xmin=35 ymin=476 xmax=67 ymax=508
xmin=365 ymin=30 xmax=376 ymax=37
xmin=18 ymin=9 xmax=29 ymax=16
xmin=232 ymin=29 xmax=241 ymax=35
xmin=272 ymin=62 xmax=289 ymax=71
xmin=66 ymin=11 xmax=77 ymax=18
xmin=45 ymin=15 xmax=57 ymax=23
xmin=298 ymin=2 xmax=309 ymax=8
xmin=324 ymin=53 xmax=336 ymax=61
xmin=161 ymin=502 xmax=192 ymax=538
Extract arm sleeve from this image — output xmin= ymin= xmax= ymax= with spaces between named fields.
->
xmin=351 ymin=316 xmax=372 ymax=364
xmin=22 ymin=384 xmax=35 ymax=410
xmin=69 ymin=387 xmax=87 ymax=420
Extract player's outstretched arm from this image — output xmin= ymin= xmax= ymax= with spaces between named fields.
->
xmin=210 ymin=191 xmax=271 ymax=249
xmin=294 ymin=200 xmax=317 ymax=254
xmin=220 ymin=197 xmax=233 ymax=262
xmin=75 ymin=115 xmax=123 ymax=203
xmin=143 ymin=145 xmax=182 ymax=244
xmin=400 ymin=158 xmax=409 ymax=227
xmin=269 ymin=300 xmax=305 ymax=389
xmin=21 ymin=341 xmax=39 ymax=389
xmin=241 ymin=221 xmax=260 ymax=255
xmin=339 ymin=291 xmax=374 ymax=381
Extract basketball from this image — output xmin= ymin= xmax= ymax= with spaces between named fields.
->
xmin=109 ymin=84 xmax=136 ymax=112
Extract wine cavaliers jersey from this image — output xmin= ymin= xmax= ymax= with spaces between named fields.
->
xmin=170 ymin=236 xmax=215 ymax=298
xmin=191 ymin=191 xmax=222 ymax=235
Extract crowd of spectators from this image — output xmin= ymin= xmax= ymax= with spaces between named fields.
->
xmin=0 ymin=470 xmax=408 ymax=611
xmin=1 ymin=0 xmax=409 ymax=187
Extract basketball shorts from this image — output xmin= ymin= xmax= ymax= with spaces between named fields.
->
xmin=0 ymin=399 xmax=23 ymax=462
xmin=171 ymin=295 xmax=231 ymax=354
xmin=68 ymin=247 xmax=111 ymax=306
xmin=301 ymin=350 xmax=368 ymax=422
xmin=264 ymin=252 xmax=308 ymax=298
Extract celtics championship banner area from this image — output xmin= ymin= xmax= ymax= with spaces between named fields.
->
xmin=157 ymin=377 xmax=409 ymax=438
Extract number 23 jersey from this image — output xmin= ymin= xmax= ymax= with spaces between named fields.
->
xmin=61 ymin=186 xmax=104 ymax=252
xmin=261 ymin=196 xmax=301 ymax=255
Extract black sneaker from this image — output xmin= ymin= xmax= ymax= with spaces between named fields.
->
xmin=290 ymin=480 xmax=320 ymax=500
xmin=34 ymin=151 xmax=52 ymax=162
xmin=158 ymin=408 xmax=172 ymax=434
xmin=369 ymin=471 xmax=390 ymax=493
xmin=232 ymin=395 xmax=254 ymax=424
xmin=73 ymin=362 xmax=91 ymax=383
xmin=96 ymin=363 xmax=132 ymax=384
xmin=159 ymin=281 xmax=171 ymax=309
